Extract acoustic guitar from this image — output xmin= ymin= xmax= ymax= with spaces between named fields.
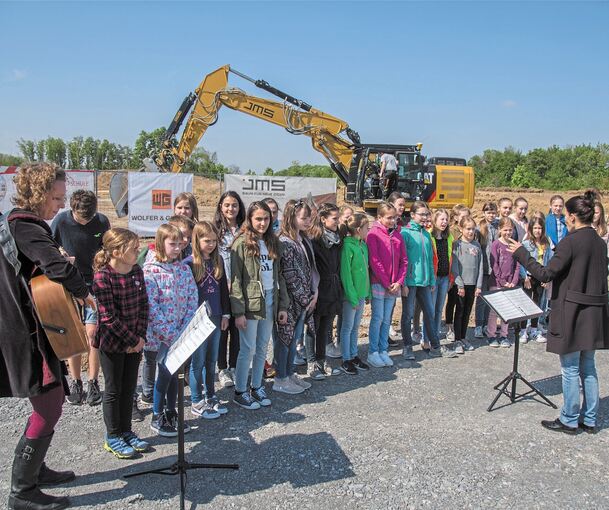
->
xmin=30 ymin=274 xmax=89 ymax=360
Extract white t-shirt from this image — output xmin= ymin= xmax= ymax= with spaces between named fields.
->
xmin=258 ymin=240 xmax=274 ymax=291
xmin=381 ymin=153 xmax=397 ymax=173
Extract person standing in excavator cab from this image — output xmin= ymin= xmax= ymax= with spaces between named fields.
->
xmin=380 ymin=151 xmax=398 ymax=199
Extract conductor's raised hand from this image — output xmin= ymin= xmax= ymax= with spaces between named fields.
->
xmin=506 ymin=238 xmax=522 ymax=253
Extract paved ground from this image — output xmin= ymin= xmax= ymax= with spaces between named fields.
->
xmin=1 ymin=331 xmax=608 ymax=510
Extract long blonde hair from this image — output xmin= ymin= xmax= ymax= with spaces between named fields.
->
xmin=191 ymin=221 xmax=223 ymax=282
xmin=93 ymin=228 xmax=139 ymax=273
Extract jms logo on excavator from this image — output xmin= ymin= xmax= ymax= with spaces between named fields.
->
xmin=243 ymin=178 xmax=286 ymax=192
xmin=245 ymin=101 xmax=274 ymax=119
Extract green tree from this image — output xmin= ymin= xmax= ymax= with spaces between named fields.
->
xmin=45 ymin=137 xmax=67 ymax=168
xmin=0 ymin=153 xmax=23 ymax=166
xmin=82 ymin=137 xmax=99 ymax=169
xmin=67 ymin=136 xmax=84 ymax=168
xmin=263 ymin=167 xmax=274 ymax=176
xmin=17 ymin=139 xmax=36 ymax=161
xmin=132 ymin=127 xmax=167 ymax=166
xmin=510 ymin=164 xmax=540 ymax=188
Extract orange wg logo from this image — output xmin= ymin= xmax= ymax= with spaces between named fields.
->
xmin=152 ymin=189 xmax=172 ymax=209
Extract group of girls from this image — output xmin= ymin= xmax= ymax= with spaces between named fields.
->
xmin=90 ymin=187 xmax=603 ymax=459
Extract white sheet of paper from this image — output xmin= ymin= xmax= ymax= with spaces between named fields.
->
xmin=483 ymin=288 xmax=543 ymax=322
xmin=165 ymin=303 xmax=216 ymax=375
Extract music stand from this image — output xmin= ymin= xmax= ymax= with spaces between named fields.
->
xmin=482 ymin=288 xmax=557 ymax=412
xmin=124 ymin=304 xmax=239 ymax=509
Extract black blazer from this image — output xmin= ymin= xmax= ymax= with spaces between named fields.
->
xmin=514 ymin=226 xmax=609 ymax=355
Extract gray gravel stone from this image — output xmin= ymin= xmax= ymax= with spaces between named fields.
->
xmin=1 ymin=335 xmax=608 ymax=509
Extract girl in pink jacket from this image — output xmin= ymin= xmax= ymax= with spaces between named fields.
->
xmin=366 ymin=202 xmax=408 ymax=367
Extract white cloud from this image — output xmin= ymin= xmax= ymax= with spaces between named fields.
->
xmin=502 ymin=99 xmax=517 ymax=109
xmin=2 ymin=69 xmax=27 ymax=84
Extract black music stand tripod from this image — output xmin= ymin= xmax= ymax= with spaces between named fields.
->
xmin=124 ymin=363 xmax=239 ymax=510
xmin=482 ymin=288 xmax=557 ymax=412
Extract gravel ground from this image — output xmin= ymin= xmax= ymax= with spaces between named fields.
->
xmin=1 ymin=329 xmax=609 ymax=510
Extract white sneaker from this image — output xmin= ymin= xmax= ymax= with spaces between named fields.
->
xmin=272 ymin=377 xmax=304 ymax=394
xmin=367 ymin=352 xmax=385 ymax=368
xmin=474 ymin=326 xmax=484 ymax=338
xmin=219 ymin=369 xmax=234 ymax=388
xmin=290 ymin=373 xmax=311 ymax=390
xmin=534 ymin=332 xmax=547 ymax=343
xmin=446 ymin=329 xmax=455 ymax=342
xmin=389 ymin=326 xmax=402 ymax=341
xmin=519 ymin=329 xmax=529 ymax=344
xmin=463 ymin=340 xmax=474 ymax=351
xmin=454 ymin=341 xmax=465 ymax=354
xmin=326 ymin=342 xmax=342 ymax=359
xmin=379 ymin=351 xmax=393 ymax=366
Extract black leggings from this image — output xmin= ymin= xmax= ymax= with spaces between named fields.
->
xmin=309 ymin=311 xmax=335 ymax=363
xmin=100 ymin=350 xmax=141 ymax=437
xmin=454 ymin=285 xmax=476 ymax=342
xmin=522 ymin=277 xmax=544 ymax=329
xmin=218 ymin=317 xmax=239 ymax=370
xmin=445 ymin=285 xmax=458 ymax=326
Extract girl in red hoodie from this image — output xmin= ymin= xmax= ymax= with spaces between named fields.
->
xmin=366 ymin=202 xmax=408 ymax=368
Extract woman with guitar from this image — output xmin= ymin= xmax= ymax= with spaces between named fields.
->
xmin=0 ymin=163 xmax=95 ymax=510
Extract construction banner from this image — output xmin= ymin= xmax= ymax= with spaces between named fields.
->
xmin=0 ymin=167 xmax=95 ymax=216
xmin=128 ymin=172 xmax=193 ymax=236
xmin=223 ymin=174 xmax=337 ymax=212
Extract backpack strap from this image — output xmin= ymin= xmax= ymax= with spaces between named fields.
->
xmin=0 ymin=211 xmax=21 ymax=275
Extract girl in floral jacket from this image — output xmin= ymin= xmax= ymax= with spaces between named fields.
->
xmin=144 ymin=224 xmax=198 ymax=438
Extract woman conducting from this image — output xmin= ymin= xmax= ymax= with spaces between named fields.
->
xmin=508 ymin=190 xmax=609 ymax=435
xmin=0 ymin=163 xmax=95 ymax=509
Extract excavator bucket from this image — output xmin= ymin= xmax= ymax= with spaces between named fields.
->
xmin=110 ymin=171 xmax=129 ymax=218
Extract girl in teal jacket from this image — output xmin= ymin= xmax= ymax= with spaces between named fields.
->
xmin=401 ymin=201 xmax=456 ymax=359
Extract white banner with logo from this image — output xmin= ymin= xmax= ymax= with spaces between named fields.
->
xmin=128 ymin=172 xmax=193 ymax=236
xmin=0 ymin=167 xmax=95 ymax=215
xmin=223 ymin=174 xmax=337 ymax=211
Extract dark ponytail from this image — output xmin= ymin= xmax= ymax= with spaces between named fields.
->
xmin=565 ymin=190 xmax=598 ymax=224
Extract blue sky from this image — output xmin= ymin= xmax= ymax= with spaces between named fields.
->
xmin=2 ymin=1 xmax=608 ymax=172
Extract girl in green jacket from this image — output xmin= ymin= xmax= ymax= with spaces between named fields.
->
xmin=338 ymin=213 xmax=371 ymax=374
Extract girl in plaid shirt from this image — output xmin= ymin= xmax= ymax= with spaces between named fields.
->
xmin=92 ymin=228 xmax=150 ymax=459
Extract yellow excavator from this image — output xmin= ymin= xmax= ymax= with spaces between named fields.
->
xmin=110 ymin=65 xmax=474 ymax=216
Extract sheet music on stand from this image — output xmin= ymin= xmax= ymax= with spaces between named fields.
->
xmin=482 ymin=288 xmax=543 ymax=323
xmin=165 ymin=303 xmax=216 ymax=375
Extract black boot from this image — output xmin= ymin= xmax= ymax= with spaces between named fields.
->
xmin=8 ymin=435 xmax=70 ymax=510
xmin=38 ymin=463 xmax=75 ymax=488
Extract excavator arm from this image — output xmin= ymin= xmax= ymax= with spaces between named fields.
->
xmin=154 ymin=65 xmax=359 ymax=184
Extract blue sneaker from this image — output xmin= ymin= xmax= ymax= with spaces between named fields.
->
xmin=104 ymin=435 xmax=136 ymax=459
xmin=122 ymin=431 xmax=150 ymax=453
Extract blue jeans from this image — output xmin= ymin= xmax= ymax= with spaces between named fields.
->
xmin=427 ymin=275 xmax=450 ymax=340
xmin=189 ymin=316 xmax=221 ymax=404
xmin=401 ymin=286 xmax=439 ymax=349
xmin=153 ymin=345 xmax=177 ymax=415
xmin=559 ymin=350 xmax=599 ymax=428
xmin=234 ymin=290 xmax=274 ymax=393
xmin=475 ymin=273 xmax=490 ymax=327
xmin=369 ymin=285 xmax=395 ymax=354
xmin=275 ymin=311 xmax=305 ymax=379
xmin=340 ymin=299 xmax=365 ymax=361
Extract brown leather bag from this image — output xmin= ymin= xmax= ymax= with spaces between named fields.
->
xmin=30 ymin=274 xmax=88 ymax=360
